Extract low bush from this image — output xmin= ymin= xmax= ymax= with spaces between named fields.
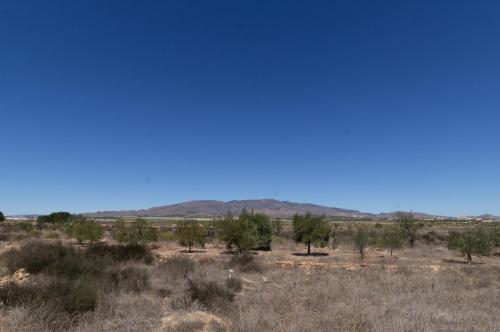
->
xmin=225 ymin=276 xmax=243 ymax=292
xmin=107 ymin=266 xmax=150 ymax=293
xmin=159 ymin=255 xmax=196 ymax=281
xmin=0 ymin=278 xmax=98 ymax=314
xmin=228 ymin=252 xmax=264 ymax=273
xmin=86 ymin=243 xmax=153 ymax=264
xmin=187 ymin=279 xmax=235 ymax=311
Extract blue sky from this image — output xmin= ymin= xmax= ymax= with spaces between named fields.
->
xmin=1 ymin=1 xmax=500 ymax=216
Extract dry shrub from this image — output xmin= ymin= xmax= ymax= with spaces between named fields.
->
xmin=228 ymin=252 xmax=264 ymax=273
xmin=159 ymin=255 xmax=196 ymax=281
xmin=85 ymin=243 xmax=153 ymax=264
xmin=225 ymin=276 xmax=243 ymax=292
xmin=187 ymin=279 xmax=235 ymax=312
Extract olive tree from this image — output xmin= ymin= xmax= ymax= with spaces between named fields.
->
xmin=380 ymin=224 xmax=404 ymax=256
xmin=65 ymin=216 xmax=103 ymax=244
xmin=397 ymin=211 xmax=418 ymax=248
xmin=448 ymin=227 xmax=494 ymax=263
xmin=219 ymin=213 xmax=257 ymax=253
xmin=292 ymin=213 xmax=330 ymax=255
xmin=113 ymin=218 xmax=158 ymax=244
xmin=177 ymin=220 xmax=206 ymax=252
xmin=354 ymin=226 xmax=370 ymax=259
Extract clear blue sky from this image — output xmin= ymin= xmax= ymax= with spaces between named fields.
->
xmin=1 ymin=1 xmax=500 ymax=216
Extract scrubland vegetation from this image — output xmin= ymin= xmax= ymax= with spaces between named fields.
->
xmin=0 ymin=210 xmax=499 ymax=331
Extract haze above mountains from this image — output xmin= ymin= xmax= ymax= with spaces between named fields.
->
xmin=85 ymin=199 xmax=463 ymax=219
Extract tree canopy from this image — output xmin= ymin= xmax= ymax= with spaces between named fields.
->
xmin=292 ymin=213 xmax=330 ymax=255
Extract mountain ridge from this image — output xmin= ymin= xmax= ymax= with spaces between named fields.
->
xmin=84 ymin=199 xmax=448 ymax=219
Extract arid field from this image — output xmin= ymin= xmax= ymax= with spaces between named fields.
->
xmin=0 ymin=219 xmax=499 ymax=332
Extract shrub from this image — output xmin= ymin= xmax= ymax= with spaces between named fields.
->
xmin=177 ymin=220 xmax=206 ymax=252
xmin=187 ymin=279 xmax=235 ymax=311
xmin=228 ymin=252 xmax=263 ymax=273
xmin=159 ymin=255 xmax=196 ymax=281
xmin=36 ymin=212 xmax=72 ymax=224
xmin=0 ymin=211 xmax=5 ymax=222
xmin=17 ymin=222 xmax=34 ymax=234
xmin=159 ymin=230 xmax=176 ymax=242
xmin=0 ymin=278 xmax=98 ymax=314
xmin=225 ymin=276 xmax=243 ymax=292
xmin=292 ymin=213 xmax=330 ymax=255
xmin=64 ymin=217 xmax=103 ymax=244
xmin=108 ymin=266 xmax=150 ymax=292
xmin=86 ymin=243 xmax=153 ymax=264
xmin=218 ymin=213 xmax=257 ymax=252
xmin=448 ymin=228 xmax=494 ymax=262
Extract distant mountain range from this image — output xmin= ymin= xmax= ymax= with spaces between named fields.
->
xmin=84 ymin=199 xmax=452 ymax=219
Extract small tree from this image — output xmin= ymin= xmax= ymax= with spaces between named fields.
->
xmin=292 ymin=213 xmax=330 ymax=255
xmin=380 ymin=224 xmax=404 ymax=256
xmin=354 ymin=226 xmax=370 ymax=259
xmin=245 ymin=211 xmax=272 ymax=250
xmin=397 ymin=211 xmax=418 ymax=248
xmin=65 ymin=217 xmax=103 ymax=244
xmin=448 ymin=228 xmax=493 ymax=263
xmin=0 ymin=211 xmax=5 ymax=222
xmin=218 ymin=213 xmax=257 ymax=253
xmin=177 ymin=220 xmax=206 ymax=252
xmin=113 ymin=218 xmax=158 ymax=244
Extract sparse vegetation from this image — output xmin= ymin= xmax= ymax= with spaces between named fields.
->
xmin=36 ymin=212 xmax=72 ymax=224
xmin=292 ymin=213 xmax=330 ymax=255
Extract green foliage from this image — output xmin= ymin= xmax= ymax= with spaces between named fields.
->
xmin=380 ymin=225 xmax=404 ymax=256
xmin=448 ymin=227 xmax=494 ymax=262
xmin=248 ymin=211 xmax=273 ymax=250
xmin=113 ymin=218 xmax=158 ymax=244
xmin=219 ymin=213 xmax=256 ymax=252
xmin=36 ymin=212 xmax=72 ymax=224
xmin=354 ymin=226 xmax=370 ymax=259
xmin=292 ymin=213 xmax=330 ymax=255
xmin=0 ymin=211 xmax=5 ymax=222
xmin=397 ymin=211 xmax=418 ymax=247
xmin=177 ymin=220 xmax=206 ymax=252
xmin=64 ymin=217 xmax=103 ymax=244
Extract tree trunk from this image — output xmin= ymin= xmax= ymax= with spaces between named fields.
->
xmin=390 ymin=248 xmax=393 ymax=257
xmin=467 ymin=252 xmax=472 ymax=263
xmin=360 ymin=248 xmax=364 ymax=259
xmin=307 ymin=242 xmax=311 ymax=255
xmin=188 ymin=243 xmax=192 ymax=253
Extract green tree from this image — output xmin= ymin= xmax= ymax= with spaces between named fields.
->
xmin=397 ymin=212 xmax=418 ymax=248
xmin=37 ymin=212 xmax=72 ymax=224
xmin=448 ymin=227 xmax=494 ymax=263
xmin=354 ymin=226 xmax=370 ymax=259
xmin=379 ymin=225 xmax=404 ymax=256
xmin=113 ymin=218 xmax=158 ymax=244
xmin=245 ymin=211 xmax=272 ymax=250
xmin=292 ymin=213 xmax=330 ymax=255
xmin=0 ymin=211 xmax=5 ymax=222
xmin=218 ymin=213 xmax=257 ymax=253
xmin=177 ymin=220 xmax=206 ymax=252
xmin=65 ymin=217 xmax=103 ymax=244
